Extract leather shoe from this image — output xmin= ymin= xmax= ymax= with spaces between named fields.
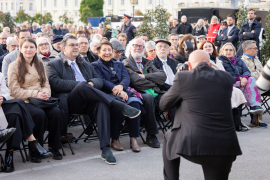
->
xmin=0 ymin=128 xmax=16 ymax=144
xmin=122 ymin=105 xmax=141 ymax=119
xmin=130 ymin=137 xmax=140 ymax=152
xmin=111 ymin=139 xmax=124 ymax=151
xmin=49 ymin=147 xmax=63 ymax=160
xmin=3 ymin=150 xmax=14 ymax=173
xmin=146 ymin=135 xmax=160 ymax=148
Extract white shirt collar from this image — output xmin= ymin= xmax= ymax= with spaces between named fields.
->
xmin=66 ymin=58 xmax=77 ymax=66
xmin=159 ymin=57 xmax=167 ymax=63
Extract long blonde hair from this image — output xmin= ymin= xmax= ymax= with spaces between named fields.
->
xmin=195 ymin=19 xmax=207 ymax=32
xmin=211 ymin=16 xmax=219 ymax=24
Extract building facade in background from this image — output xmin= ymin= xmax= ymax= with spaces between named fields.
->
xmin=0 ymin=0 xmax=36 ymax=17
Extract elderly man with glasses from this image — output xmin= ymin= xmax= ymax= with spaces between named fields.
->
xmin=0 ymin=37 xmax=19 ymax=72
xmin=123 ymin=38 xmax=167 ymax=148
xmin=111 ymin=40 xmax=126 ymax=62
xmin=0 ymin=32 xmax=10 ymax=56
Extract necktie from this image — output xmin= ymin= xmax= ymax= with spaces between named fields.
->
xmin=71 ymin=62 xmax=86 ymax=82
xmin=163 ymin=61 xmax=175 ymax=86
xmin=137 ymin=62 xmax=144 ymax=74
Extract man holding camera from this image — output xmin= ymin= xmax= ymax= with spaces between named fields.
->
xmin=161 ymin=50 xmax=242 ymax=180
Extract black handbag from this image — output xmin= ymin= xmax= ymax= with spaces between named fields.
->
xmin=28 ymin=97 xmax=59 ymax=109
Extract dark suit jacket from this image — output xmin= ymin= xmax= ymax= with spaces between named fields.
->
xmin=92 ymin=59 xmax=130 ymax=94
xmin=152 ymin=56 xmax=178 ymax=91
xmin=159 ymin=62 xmax=242 ymax=160
xmin=237 ymin=20 xmax=262 ymax=57
xmin=123 ymin=55 xmax=166 ymax=94
xmin=216 ymin=26 xmax=240 ymax=50
xmin=46 ymin=53 xmax=103 ymax=116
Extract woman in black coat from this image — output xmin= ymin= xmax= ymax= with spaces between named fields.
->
xmin=174 ymin=34 xmax=197 ymax=63
xmin=103 ymin=25 xmax=112 ymax=40
xmin=192 ymin=19 xmax=207 ymax=36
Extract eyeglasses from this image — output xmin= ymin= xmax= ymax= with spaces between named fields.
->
xmin=156 ymin=45 xmax=169 ymax=49
xmin=67 ymin=43 xmax=79 ymax=48
xmin=224 ymin=49 xmax=234 ymax=52
xmin=250 ymin=47 xmax=258 ymax=50
xmin=39 ymin=43 xmax=49 ymax=47
xmin=79 ymin=42 xmax=89 ymax=46
xmin=113 ymin=50 xmax=122 ymax=55
xmin=148 ymin=49 xmax=156 ymax=53
xmin=132 ymin=44 xmax=145 ymax=49
xmin=11 ymin=45 xmax=19 ymax=48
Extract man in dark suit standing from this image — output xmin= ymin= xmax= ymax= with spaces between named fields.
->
xmin=176 ymin=15 xmax=192 ymax=35
xmin=160 ymin=50 xmax=242 ymax=180
xmin=216 ymin=15 xmax=240 ymax=51
xmin=237 ymin=9 xmax=262 ymax=59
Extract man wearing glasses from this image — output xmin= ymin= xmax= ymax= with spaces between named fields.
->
xmin=0 ymin=37 xmax=19 ymax=72
xmin=111 ymin=40 xmax=126 ymax=62
xmin=78 ymin=36 xmax=90 ymax=62
xmin=0 ymin=32 xmax=10 ymax=56
xmin=123 ymin=38 xmax=167 ymax=148
xmin=121 ymin=14 xmax=136 ymax=43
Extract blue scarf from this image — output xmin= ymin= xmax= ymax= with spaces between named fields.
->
xmin=244 ymin=52 xmax=255 ymax=61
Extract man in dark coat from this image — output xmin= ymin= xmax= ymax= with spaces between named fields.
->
xmin=0 ymin=32 xmax=9 ymax=56
xmin=161 ymin=50 xmax=242 ymax=180
xmin=53 ymin=23 xmax=63 ymax=36
xmin=121 ymin=14 xmax=136 ymax=43
xmin=123 ymin=38 xmax=167 ymax=148
xmin=169 ymin=18 xmax=179 ymax=34
xmin=176 ymin=15 xmax=192 ymax=35
xmin=46 ymin=36 xmax=141 ymax=165
xmin=237 ymin=9 xmax=262 ymax=59
xmin=216 ymin=15 xmax=240 ymax=51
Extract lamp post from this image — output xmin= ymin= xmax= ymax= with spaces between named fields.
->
xmin=130 ymin=0 xmax=138 ymax=22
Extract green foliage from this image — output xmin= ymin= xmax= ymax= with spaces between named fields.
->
xmin=14 ymin=10 xmax=29 ymax=24
xmin=236 ymin=3 xmax=248 ymax=29
xmin=103 ymin=18 xmax=111 ymax=34
xmin=79 ymin=0 xmax=104 ymax=24
xmin=0 ymin=12 xmax=14 ymax=33
xmin=136 ymin=10 xmax=154 ymax=40
xmin=135 ymin=10 xmax=143 ymax=16
xmin=261 ymin=11 xmax=270 ymax=65
xmin=32 ymin=12 xmax=53 ymax=26
xmin=153 ymin=5 xmax=171 ymax=39
xmin=59 ymin=13 xmax=74 ymax=24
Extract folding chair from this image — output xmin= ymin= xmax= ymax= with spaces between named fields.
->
xmin=0 ymin=141 xmax=29 ymax=163
xmin=261 ymin=91 xmax=270 ymax=114
xmin=241 ymin=105 xmax=250 ymax=117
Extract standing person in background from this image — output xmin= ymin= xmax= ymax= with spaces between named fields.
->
xmin=96 ymin=23 xmax=104 ymax=35
xmin=214 ymin=21 xmax=227 ymax=53
xmin=139 ymin=33 xmax=149 ymax=43
xmin=70 ymin=27 xmax=76 ymax=35
xmin=0 ymin=37 xmax=19 ymax=72
xmin=176 ymin=15 xmax=192 ymax=35
xmin=25 ymin=22 xmax=33 ymax=33
xmin=168 ymin=34 xmax=179 ymax=48
xmin=237 ymin=9 xmax=262 ymax=59
xmin=207 ymin=16 xmax=220 ymax=43
xmin=192 ymin=19 xmax=207 ymax=36
xmin=32 ymin=23 xmax=42 ymax=34
xmin=67 ymin=24 xmax=72 ymax=31
xmin=43 ymin=24 xmax=54 ymax=37
xmin=121 ymin=14 xmax=136 ymax=43
xmin=0 ymin=32 xmax=10 ymax=56
xmin=204 ymin=18 xmax=209 ymax=34
xmin=103 ymin=25 xmax=112 ymax=41
xmin=3 ymin=27 xmax=10 ymax=35
xmin=169 ymin=18 xmax=179 ymax=34
xmin=87 ymin=23 xmax=92 ymax=30
xmin=53 ymin=23 xmax=63 ymax=36
xmin=62 ymin=24 xmax=70 ymax=36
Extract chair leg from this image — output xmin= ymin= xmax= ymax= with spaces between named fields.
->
xmin=22 ymin=141 xmax=29 ymax=161
xmin=61 ymin=143 xmax=66 ymax=156
xmin=19 ymin=147 xmax=26 ymax=163
xmin=66 ymin=136 xmax=75 ymax=155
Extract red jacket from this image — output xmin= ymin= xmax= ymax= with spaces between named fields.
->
xmin=207 ymin=23 xmax=220 ymax=43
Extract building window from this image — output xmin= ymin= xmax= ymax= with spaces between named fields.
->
xmin=11 ymin=2 xmax=13 ymax=10
xmin=1 ymin=3 xmax=2 ymax=10
xmin=5 ymin=2 xmax=7 ymax=10
xmin=148 ymin=0 xmax=152 ymax=4
xmin=19 ymin=2 xmax=23 ymax=10
xmin=75 ymin=12 xmax=78 ymax=17
xmin=29 ymin=3 xmax=33 ymax=10
xmin=65 ymin=0 xmax=68 ymax=6
xmin=75 ymin=0 xmax=78 ymax=6
xmin=121 ymin=0 xmax=124 ymax=5
xmin=54 ymin=0 xmax=57 ymax=6
xmin=44 ymin=0 xmax=46 ymax=7
xmin=108 ymin=0 xmax=112 ymax=5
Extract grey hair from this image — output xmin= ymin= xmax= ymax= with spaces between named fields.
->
xmin=110 ymin=38 xmax=118 ymax=42
xmin=145 ymin=41 xmax=156 ymax=52
xmin=93 ymin=34 xmax=103 ymax=40
xmin=6 ymin=37 xmax=16 ymax=45
xmin=242 ymin=40 xmax=256 ymax=52
xmin=46 ymin=24 xmax=51 ymax=27
xmin=61 ymin=35 xmax=77 ymax=47
xmin=90 ymin=39 xmax=101 ymax=47
xmin=3 ymin=27 xmax=10 ymax=31
xmin=125 ymin=38 xmax=145 ymax=57
xmin=36 ymin=37 xmax=53 ymax=54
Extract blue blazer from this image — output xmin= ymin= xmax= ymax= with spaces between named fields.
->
xmin=92 ymin=59 xmax=130 ymax=93
xmin=216 ymin=26 xmax=240 ymax=50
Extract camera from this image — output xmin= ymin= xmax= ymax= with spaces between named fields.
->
xmin=176 ymin=62 xmax=189 ymax=71
xmin=183 ymin=41 xmax=194 ymax=59
xmin=256 ymin=60 xmax=270 ymax=91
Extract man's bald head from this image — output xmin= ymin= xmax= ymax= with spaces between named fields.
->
xmin=188 ymin=50 xmax=210 ymax=69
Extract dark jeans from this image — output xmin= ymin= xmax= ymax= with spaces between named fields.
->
xmin=163 ymin=138 xmax=236 ymax=180
xmin=26 ymin=103 xmax=66 ymax=149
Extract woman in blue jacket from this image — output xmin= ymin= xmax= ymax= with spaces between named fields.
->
xmin=92 ymin=41 xmax=144 ymax=153
xmin=219 ymin=42 xmax=263 ymax=116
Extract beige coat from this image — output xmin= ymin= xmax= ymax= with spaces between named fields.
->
xmin=42 ymin=29 xmax=54 ymax=36
xmin=8 ymin=60 xmax=51 ymax=103
xmin=0 ymin=72 xmax=9 ymax=129
xmin=241 ymin=54 xmax=263 ymax=80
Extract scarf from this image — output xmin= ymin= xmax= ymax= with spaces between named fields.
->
xmin=147 ymin=55 xmax=155 ymax=60
xmin=210 ymin=54 xmax=216 ymax=63
xmin=195 ymin=26 xmax=203 ymax=32
xmin=228 ymin=56 xmax=237 ymax=66
xmin=40 ymin=52 xmax=51 ymax=58
xmin=52 ymin=46 xmax=61 ymax=53
xmin=244 ymin=52 xmax=255 ymax=60
xmin=1 ymin=44 xmax=7 ymax=50
xmin=100 ymin=58 xmax=112 ymax=69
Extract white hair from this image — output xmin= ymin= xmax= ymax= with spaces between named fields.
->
xmin=6 ymin=37 xmax=16 ymax=45
xmin=195 ymin=19 xmax=207 ymax=32
xmin=3 ymin=27 xmax=10 ymax=32
xmin=32 ymin=22 xmax=39 ymax=27
xmin=93 ymin=34 xmax=102 ymax=40
xmin=145 ymin=41 xmax=156 ymax=52
xmin=90 ymin=39 xmax=101 ymax=47
xmin=36 ymin=37 xmax=53 ymax=54
xmin=46 ymin=24 xmax=51 ymax=27
xmin=110 ymin=38 xmax=118 ymax=42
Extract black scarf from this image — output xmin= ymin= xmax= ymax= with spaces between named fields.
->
xmin=210 ymin=54 xmax=216 ymax=63
xmin=1 ymin=44 xmax=7 ymax=50
xmin=100 ymin=58 xmax=113 ymax=69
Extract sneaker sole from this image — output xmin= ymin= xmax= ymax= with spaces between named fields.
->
xmin=101 ymin=157 xmax=117 ymax=165
xmin=124 ymin=110 xmax=141 ymax=119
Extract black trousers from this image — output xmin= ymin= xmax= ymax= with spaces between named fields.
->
xmin=110 ymin=101 xmax=141 ymax=140
xmin=68 ymin=82 xmax=116 ymax=150
xmin=26 ymin=103 xmax=66 ymax=149
xmin=163 ymin=138 xmax=236 ymax=180
xmin=141 ymin=93 xmax=159 ymax=135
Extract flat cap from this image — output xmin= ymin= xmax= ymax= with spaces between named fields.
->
xmin=155 ymin=39 xmax=171 ymax=46
xmin=52 ymin=35 xmax=63 ymax=44
xmin=111 ymin=40 xmax=125 ymax=51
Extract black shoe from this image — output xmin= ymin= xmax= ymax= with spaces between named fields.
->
xmin=28 ymin=140 xmax=52 ymax=163
xmin=49 ymin=148 xmax=63 ymax=160
xmin=146 ymin=134 xmax=160 ymax=148
xmin=122 ymin=105 xmax=141 ymax=119
xmin=3 ymin=150 xmax=14 ymax=173
xmin=0 ymin=128 xmax=16 ymax=144
xmin=101 ymin=150 xmax=116 ymax=165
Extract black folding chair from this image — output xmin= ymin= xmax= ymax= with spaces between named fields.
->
xmin=261 ymin=91 xmax=270 ymax=114
xmin=0 ymin=140 xmax=29 ymax=163
xmin=241 ymin=105 xmax=250 ymax=117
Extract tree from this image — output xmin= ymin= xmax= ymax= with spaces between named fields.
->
xmin=14 ymin=10 xmax=30 ymax=24
xmin=261 ymin=11 xmax=270 ymax=65
xmin=59 ymin=13 xmax=74 ymax=24
xmin=153 ymin=5 xmax=171 ymax=39
xmin=136 ymin=10 xmax=154 ymax=40
xmin=236 ymin=3 xmax=248 ymax=29
xmin=79 ymin=0 xmax=104 ymax=24
xmin=32 ymin=12 xmax=53 ymax=26
xmin=0 ymin=12 xmax=14 ymax=33
xmin=135 ymin=10 xmax=143 ymax=16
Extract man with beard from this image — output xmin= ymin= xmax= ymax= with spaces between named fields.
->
xmin=52 ymin=35 xmax=63 ymax=56
xmin=216 ymin=15 xmax=240 ymax=51
xmin=237 ymin=9 xmax=262 ymax=59
xmin=123 ymin=38 xmax=167 ymax=148
xmin=0 ymin=32 xmax=10 ymax=56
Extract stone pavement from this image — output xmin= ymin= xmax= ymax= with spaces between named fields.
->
xmin=0 ymin=112 xmax=270 ymax=180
